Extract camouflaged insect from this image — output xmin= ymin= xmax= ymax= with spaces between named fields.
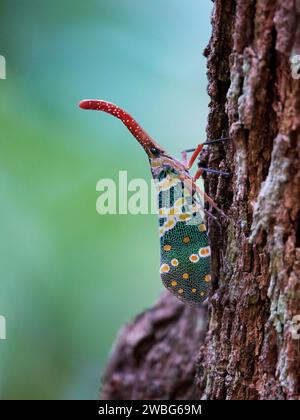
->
xmin=79 ymin=99 xmax=213 ymax=304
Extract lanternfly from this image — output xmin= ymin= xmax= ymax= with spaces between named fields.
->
xmin=79 ymin=99 xmax=230 ymax=304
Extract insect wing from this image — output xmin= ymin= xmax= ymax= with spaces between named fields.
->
xmin=157 ymin=172 xmax=212 ymax=304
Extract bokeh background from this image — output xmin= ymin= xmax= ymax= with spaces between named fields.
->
xmin=0 ymin=0 xmax=212 ymax=399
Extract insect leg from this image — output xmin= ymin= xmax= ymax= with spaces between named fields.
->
xmin=202 ymin=137 xmax=230 ymax=146
xmin=186 ymin=144 xmax=204 ymax=169
xmin=204 ymin=208 xmax=221 ymax=230
xmin=193 ymin=168 xmax=204 ymax=182
xmin=181 ymin=144 xmax=203 ymax=169
xmin=198 ymin=137 xmax=231 ymax=177
xmin=181 ymin=148 xmax=196 ymax=166
xmin=181 ymin=137 xmax=230 ymax=167
xmin=182 ymin=176 xmax=228 ymax=219
xmin=197 ymin=166 xmax=232 ymax=177
xmin=180 ymin=144 xmax=204 ymax=169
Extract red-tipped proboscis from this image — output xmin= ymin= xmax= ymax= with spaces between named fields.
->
xmin=79 ymin=99 xmax=164 ymax=153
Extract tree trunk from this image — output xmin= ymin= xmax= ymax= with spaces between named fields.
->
xmin=101 ymin=0 xmax=300 ymax=400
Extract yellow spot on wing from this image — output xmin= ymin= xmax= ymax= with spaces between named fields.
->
xmin=174 ymin=197 xmax=185 ymax=207
xmin=204 ymin=274 xmax=212 ymax=282
xmin=189 ymin=254 xmax=199 ymax=263
xmin=178 ymin=214 xmax=191 ymax=221
xmin=171 ymin=259 xmax=179 ymax=267
xmin=163 ymin=244 xmax=172 ymax=251
xmin=183 ymin=236 xmax=190 ymax=244
xmin=160 ymin=264 xmax=170 ymax=274
xmin=171 ymin=280 xmax=177 ymax=287
xmin=182 ymin=273 xmax=189 ymax=280
xmin=151 ymin=161 xmax=161 ymax=167
xmin=165 ymin=218 xmax=175 ymax=229
xmin=159 ymin=177 xmax=178 ymax=191
xmin=178 ymin=288 xmax=184 ymax=294
xmin=199 ymin=247 xmax=211 ymax=257
xmin=198 ymin=223 xmax=206 ymax=232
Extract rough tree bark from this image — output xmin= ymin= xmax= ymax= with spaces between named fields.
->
xmin=101 ymin=0 xmax=300 ymax=400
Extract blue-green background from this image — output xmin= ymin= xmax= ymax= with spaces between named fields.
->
xmin=0 ymin=0 xmax=212 ymax=399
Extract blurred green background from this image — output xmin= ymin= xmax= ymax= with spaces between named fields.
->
xmin=0 ymin=0 xmax=212 ymax=399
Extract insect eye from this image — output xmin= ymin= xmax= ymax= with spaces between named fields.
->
xmin=150 ymin=147 xmax=160 ymax=157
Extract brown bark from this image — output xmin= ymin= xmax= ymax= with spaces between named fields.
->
xmin=101 ymin=0 xmax=300 ymax=400
xmin=101 ymin=293 xmax=208 ymax=400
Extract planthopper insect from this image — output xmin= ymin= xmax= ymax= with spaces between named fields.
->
xmin=79 ymin=99 xmax=230 ymax=304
